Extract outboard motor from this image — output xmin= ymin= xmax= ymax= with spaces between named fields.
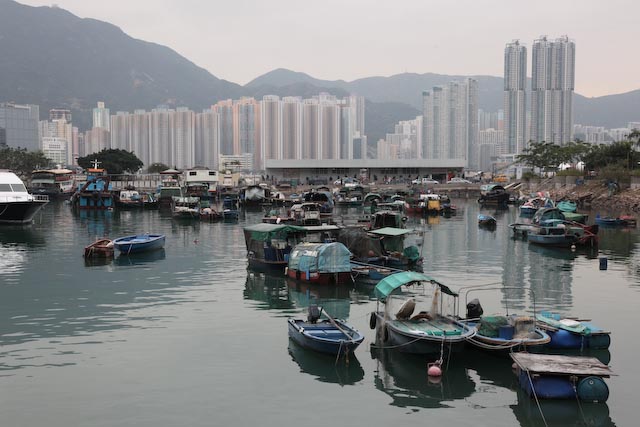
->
xmin=307 ymin=305 xmax=322 ymax=324
xmin=466 ymin=298 xmax=484 ymax=319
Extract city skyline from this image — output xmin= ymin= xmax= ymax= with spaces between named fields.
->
xmin=17 ymin=0 xmax=639 ymax=98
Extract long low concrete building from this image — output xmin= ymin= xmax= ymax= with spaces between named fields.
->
xmin=265 ymin=159 xmax=466 ymax=185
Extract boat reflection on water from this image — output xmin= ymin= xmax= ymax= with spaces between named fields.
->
xmin=114 ymin=248 xmax=166 ymax=266
xmin=511 ymin=388 xmax=614 ymax=427
xmin=243 ymin=271 xmax=295 ymax=311
xmin=84 ymin=256 xmax=114 ymax=268
xmin=371 ymin=347 xmax=476 ymax=409
xmin=527 ymin=243 xmax=599 ymax=260
xmin=286 ymin=278 xmax=352 ymax=320
xmin=288 ymin=340 xmax=364 ymax=386
xmin=462 ymin=349 xmax=614 ymax=426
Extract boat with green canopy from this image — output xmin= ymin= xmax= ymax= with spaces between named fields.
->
xmin=244 ymin=223 xmax=308 ymax=271
xmin=369 ymin=272 xmax=475 ymax=356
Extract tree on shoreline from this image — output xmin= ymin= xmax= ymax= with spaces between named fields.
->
xmin=0 ymin=147 xmax=52 ymax=180
xmin=77 ymin=149 xmax=143 ymax=175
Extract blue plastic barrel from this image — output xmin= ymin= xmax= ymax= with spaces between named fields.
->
xmin=498 ymin=325 xmax=514 ymax=340
xmin=599 ymin=257 xmax=608 ymax=270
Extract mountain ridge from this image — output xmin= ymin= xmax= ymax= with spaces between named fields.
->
xmin=1 ymin=0 xmax=638 ymax=140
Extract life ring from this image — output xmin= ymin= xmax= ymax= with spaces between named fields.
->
xmin=369 ymin=312 xmax=377 ymax=330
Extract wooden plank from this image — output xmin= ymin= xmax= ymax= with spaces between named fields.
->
xmin=511 ymin=353 xmax=614 ymax=377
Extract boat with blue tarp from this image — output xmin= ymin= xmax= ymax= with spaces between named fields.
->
xmin=113 ymin=234 xmax=166 ymax=254
xmin=536 ymin=312 xmax=611 ymax=350
xmin=370 ymin=272 xmax=475 ymax=355
xmin=288 ymin=306 xmax=364 ymax=357
xmin=286 ymin=242 xmax=353 ymax=285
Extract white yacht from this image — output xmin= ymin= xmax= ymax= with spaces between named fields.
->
xmin=0 ymin=171 xmax=49 ymax=224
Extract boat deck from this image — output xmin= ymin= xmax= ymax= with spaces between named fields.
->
xmin=392 ymin=318 xmax=464 ymax=336
xmin=511 ymin=353 xmax=614 ymax=377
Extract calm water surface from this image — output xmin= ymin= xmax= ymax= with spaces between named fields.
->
xmin=1 ymin=200 xmax=638 ymax=426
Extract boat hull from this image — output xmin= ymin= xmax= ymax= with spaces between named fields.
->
xmin=373 ymin=312 xmax=472 ymax=355
xmin=286 ymin=269 xmax=353 ymax=285
xmin=0 ymin=200 xmax=49 ymax=224
xmin=287 ymin=319 xmax=364 ymax=356
xmin=114 ymin=235 xmax=165 ymax=254
xmin=527 ymin=233 xmax=576 ymax=247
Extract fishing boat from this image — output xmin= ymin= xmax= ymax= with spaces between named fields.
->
xmin=350 ymin=261 xmax=399 ymax=285
xmin=527 ymin=226 xmax=578 ymax=247
xmin=595 ymin=214 xmax=636 ymax=227
xmin=171 ymin=196 xmax=201 ymax=219
xmin=519 ymin=196 xmax=555 ymax=216
xmin=222 ymin=196 xmax=240 ymax=221
xmin=557 ymin=200 xmax=577 ymax=213
xmin=369 ymin=271 xmax=476 ymax=355
xmin=71 ymin=161 xmax=114 ymax=210
xmin=240 ymin=184 xmax=271 ymax=208
xmin=536 ymin=312 xmax=611 ymax=350
xmin=511 ymin=353 xmax=613 ymax=402
xmin=0 ymin=171 xmax=50 ymax=224
xmin=243 ymin=223 xmax=307 ymax=271
xmin=454 ymin=286 xmax=550 ymax=354
xmin=113 ymin=234 xmax=166 ymax=254
xmin=83 ymin=238 xmax=114 ymax=258
xmin=338 ymin=226 xmax=422 ymax=270
xmin=286 ymin=242 xmax=353 ymax=285
xmin=157 ymin=171 xmax=182 ymax=208
xmin=303 ymin=190 xmax=334 ymax=219
xmin=288 ymin=306 xmax=364 ymax=356
xmin=30 ymin=168 xmax=76 ymax=199
xmin=478 ymin=184 xmax=510 ymax=206
xmin=115 ymin=189 xmax=144 ymax=209
xmin=183 ymin=168 xmax=218 ymax=200
xmin=478 ymin=214 xmax=497 ymax=228
xmin=288 ymin=202 xmax=322 ymax=226
xmin=370 ymin=209 xmax=406 ymax=229
xmin=199 ymin=201 xmax=222 ymax=222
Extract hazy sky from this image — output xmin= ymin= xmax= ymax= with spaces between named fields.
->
xmin=20 ymin=0 xmax=639 ymax=97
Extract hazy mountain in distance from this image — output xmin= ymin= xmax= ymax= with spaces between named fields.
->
xmin=1 ymin=0 xmax=637 ymax=139
xmin=0 ymin=0 xmax=241 ymax=129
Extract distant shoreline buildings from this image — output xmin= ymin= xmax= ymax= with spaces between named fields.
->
xmin=2 ymin=33 xmax=640 ymax=174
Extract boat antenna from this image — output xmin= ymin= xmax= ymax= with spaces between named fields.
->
xmin=91 ymin=159 xmax=101 ymax=169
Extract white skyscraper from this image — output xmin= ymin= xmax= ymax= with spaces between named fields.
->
xmin=171 ymin=107 xmax=195 ymax=169
xmin=423 ymin=79 xmax=478 ymax=168
xmin=93 ymin=102 xmax=110 ymax=131
xmin=260 ymin=95 xmax=282 ymax=168
xmin=195 ymin=108 xmax=220 ymax=170
xmin=110 ymin=112 xmax=130 ymax=151
xmin=282 ymin=97 xmax=302 ymax=160
xmin=504 ymin=40 xmax=527 ymax=155
xmin=531 ymin=35 xmax=575 ymax=144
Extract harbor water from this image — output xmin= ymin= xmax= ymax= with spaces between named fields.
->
xmin=1 ymin=200 xmax=637 ymax=426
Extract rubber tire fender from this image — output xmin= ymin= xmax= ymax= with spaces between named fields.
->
xmin=369 ymin=312 xmax=377 ymax=330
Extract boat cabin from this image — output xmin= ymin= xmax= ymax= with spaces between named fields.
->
xmin=286 ymin=242 xmax=353 ymax=284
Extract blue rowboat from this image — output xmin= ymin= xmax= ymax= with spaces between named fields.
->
xmin=288 ymin=306 xmax=364 ymax=356
xmin=113 ymin=234 xmax=165 ymax=254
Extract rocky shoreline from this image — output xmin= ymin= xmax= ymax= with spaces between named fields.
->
xmin=528 ymin=180 xmax=640 ymax=213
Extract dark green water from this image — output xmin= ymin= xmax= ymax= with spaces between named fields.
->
xmin=0 ymin=200 xmax=637 ymax=426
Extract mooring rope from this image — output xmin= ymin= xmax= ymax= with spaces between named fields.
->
xmin=524 ymin=366 xmax=549 ymax=427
